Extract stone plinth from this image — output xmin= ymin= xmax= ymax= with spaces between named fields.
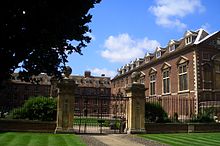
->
xmin=55 ymin=78 xmax=77 ymax=133
xmin=125 ymin=83 xmax=146 ymax=134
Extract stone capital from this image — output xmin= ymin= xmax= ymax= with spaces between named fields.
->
xmin=125 ymin=83 xmax=146 ymax=97
xmin=57 ymin=78 xmax=77 ymax=94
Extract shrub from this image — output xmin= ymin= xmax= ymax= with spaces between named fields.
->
xmin=191 ymin=107 xmax=215 ymax=123
xmin=9 ymin=96 xmax=57 ymax=121
xmin=9 ymin=107 xmax=27 ymax=119
xmin=145 ymin=102 xmax=170 ymax=123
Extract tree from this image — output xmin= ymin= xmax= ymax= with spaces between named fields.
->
xmin=0 ymin=0 xmax=101 ymax=83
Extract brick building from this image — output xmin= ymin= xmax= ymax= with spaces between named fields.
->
xmin=111 ymin=29 xmax=220 ymax=120
xmin=0 ymin=73 xmax=51 ymax=112
xmin=0 ymin=71 xmax=111 ymax=116
xmin=70 ymin=71 xmax=111 ymax=117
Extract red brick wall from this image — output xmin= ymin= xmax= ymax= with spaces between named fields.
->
xmin=111 ymin=49 xmax=197 ymax=119
xmin=145 ymin=123 xmax=220 ymax=134
xmin=0 ymin=119 xmax=56 ymax=133
xmin=142 ymin=50 xmax=195 ymax=96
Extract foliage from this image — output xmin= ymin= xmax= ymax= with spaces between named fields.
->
xmin=145 ymin=102 xmax=170 ymax=123
xmin=191 ymin=107 xmax=215 ymax=123
xmin=0 ymin=0 xmax=101 ymax=83
xmin=9 ymin=96 xmax=57 ymax=121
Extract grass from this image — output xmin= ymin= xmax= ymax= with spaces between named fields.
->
xmin=139 ymin=133 xmax=220 ymax=146
xmin=0 ymin=132 xmax=86 ymax=146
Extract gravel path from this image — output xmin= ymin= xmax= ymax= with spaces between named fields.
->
xmin=79 ymin=134 xmax=168 ymax=146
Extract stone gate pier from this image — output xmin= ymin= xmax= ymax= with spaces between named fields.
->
xmin=55 ymin=66 xmax=77 ymax=133
xmin=125 ymin=72 xmax=146 ymax=134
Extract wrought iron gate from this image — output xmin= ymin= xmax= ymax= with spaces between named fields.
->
xmin=73 ymin=94 xmax=128 ymax=134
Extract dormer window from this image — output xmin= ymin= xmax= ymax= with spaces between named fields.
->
xmin=169 ymin=45 xmax=175 ymax=52
xmin=132 ymin=63 xmax=136 ymax=69
xmin=135 ymin=58 xmax=144 ymax=67
xmin=156 ymin=51 xmax=161 ymax=58
xmin=184 ymin=30 xmax=198 ymax=45
xmin=136 ymin=61 xmax=139 ymax=67
xmin=145 ymin=57 xmax=150 ymax=63
xmin=145 ymin=53 xmax=153 ymax=63
xmin=121 ymin=67 xmax=125 ymax=74
xmin=168 ymin=40 xmax=179 ymax=53
xmin=126 ymin=65 xmax=130 ymax=72
xmin=185 ymin=36 xmax=192 ymax=45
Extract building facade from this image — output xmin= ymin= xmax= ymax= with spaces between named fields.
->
xmin=111 ymin=29 xmax=220 ymax=121
xmin=0 ymin=73 xmax=51 ymax=112
xmin=70 ymin=71 xmax=111 ymax=117
xmin=0 ymin=71 xmax=111 ymax=116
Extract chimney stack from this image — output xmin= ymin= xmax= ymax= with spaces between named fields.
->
xmin=84 ymin=71 xmax=91 ymax=78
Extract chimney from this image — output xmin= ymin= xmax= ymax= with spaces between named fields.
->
xmin=84 ymin=71 xmax=91 ymax=78
xmin=101 ymin=74 xmax=105 ymax=77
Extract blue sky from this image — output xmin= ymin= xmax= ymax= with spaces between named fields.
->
xmin=67 ymin=0 xmax=220 ymax=78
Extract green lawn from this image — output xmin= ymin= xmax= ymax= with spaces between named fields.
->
xmin=0 ymin=132 xmax=86 ymax=146
xmin=139 ymin=133 xmax=220 ymax=146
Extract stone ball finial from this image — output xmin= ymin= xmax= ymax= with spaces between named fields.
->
xmin=64 ymin=66 xmax=72 ymax=78
xmin=131 ymin=71 xmax=141 ymax=83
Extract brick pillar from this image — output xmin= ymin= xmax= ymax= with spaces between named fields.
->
xmin=125 ymin=83 xmax=145 ymax=134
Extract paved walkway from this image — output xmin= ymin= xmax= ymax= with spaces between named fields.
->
xmin=92 ymin=134 xmax=144 ymax=146
xmin=80 ymin=134 xmax=167 ymax=146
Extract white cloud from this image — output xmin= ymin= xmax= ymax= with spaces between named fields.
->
xmin=90 ymin=68 xmax=116 ymax=78
xmin=101 ymin=33 xmax=160 ymax=63
xmin=149 ymin=0 xmax=205 ymax=29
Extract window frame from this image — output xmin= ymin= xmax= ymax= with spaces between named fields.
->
xmin=215 ymin=63 xmax=220 ymax=73
xmin=185 ymin=36 xmax=192 ymax=45
xmin=202 ymin=64 xmax=212 ymax=89
xmin=169 ymin=44 xmax=175 ymax=52
xmin=149 ymin=74 xmax=156 ymax=96
xmin=202 ymin=52 xmax=210 ymax=61
xmin=214 ymin=62 xmax=220 ymax=89
xmin=156 ymin=51 xmax=161 ymax=58
xmin=162 ymin=69 xmax=170 ymax=94
xmin=178 ymin=63 xmax=189 ymax=92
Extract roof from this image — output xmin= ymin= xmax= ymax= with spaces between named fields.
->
xmin=194 ymin=31 xmax=219 ymax=45
xmin=113 ymin=28 xmax=219 ymax=79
